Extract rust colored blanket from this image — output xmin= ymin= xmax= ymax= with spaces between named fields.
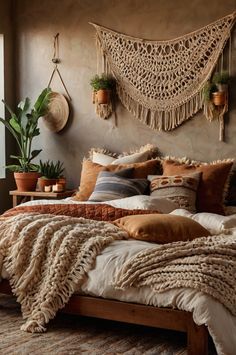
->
xmin=3 ymin=204 xmax=160 ymax=221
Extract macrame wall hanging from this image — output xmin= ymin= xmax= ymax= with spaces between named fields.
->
xmin=90 ymin=12 xmax=236 ymax=139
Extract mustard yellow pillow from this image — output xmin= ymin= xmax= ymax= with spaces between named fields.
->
xmin=113 ymin=214 xmax=210 ymax=243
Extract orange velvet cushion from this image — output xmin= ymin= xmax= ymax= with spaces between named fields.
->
xmin=75 ymin=159 xmax=160 ymax=201
xmin=114 ymin=214 xmax=210 ymax=243
xmin=162 ymin=160 xmax=233 ymax=215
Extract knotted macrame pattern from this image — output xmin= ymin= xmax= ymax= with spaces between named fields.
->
xmin=91 ymin=12 xmax=236 ymax=131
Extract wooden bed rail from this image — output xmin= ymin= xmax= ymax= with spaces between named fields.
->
xmin=0 ymin=280 xmax=208 ymax=355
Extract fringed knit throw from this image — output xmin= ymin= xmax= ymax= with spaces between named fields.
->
xmin=0 ymin=213 xmax=127 ymax=333
xmin=91 ymin=12 xmax=236 ymax=131
xmin=115 ymin=233 xmax=236 ymax=315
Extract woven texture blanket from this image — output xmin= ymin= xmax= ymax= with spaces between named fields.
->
xmin=0 ymin=213 xmax=128 ymax=333
xmin=3 ymin=203 xmax=160 ymax=220
xmin=115 ymin=233 xmax=236 ymax=315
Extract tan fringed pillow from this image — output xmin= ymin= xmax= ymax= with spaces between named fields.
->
xmin=75 ymin=159 xmax=161 ymax=201
xmin=113 ymin=214 xmax=210 ymax=243
xmin=162 ymin=160 xmax=233 ymax=215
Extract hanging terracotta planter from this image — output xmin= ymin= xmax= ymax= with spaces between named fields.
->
xmin=96 ymin=89 xmax=111 ymax=104
xmin=14 ymin=172 xmax=41 ymax=192
xmin=211 ymin=91 xmax=226 ymax=106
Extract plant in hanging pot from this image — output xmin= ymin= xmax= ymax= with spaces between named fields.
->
xmin=90 ymin=74 xmax=116 ymax=104
xmin=202 ymin=81 xmax=217 ymax=103
xmin=211 ymin=71 xmax=230 ymax=106
xmin=38 ymin=160 xmax=64 ymax=192
xmin=0 ymin=88 xmax=51 ymax=191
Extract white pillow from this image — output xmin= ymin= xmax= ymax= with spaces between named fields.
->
xmin=92 ymin=152 xmax=116 ymax=165
xmin=111 ymin=150 xmax=150 ymax=165
xmin=92 ymin=150 xmax=153 ymax=166
xmin=171 ymin=209 xmax=236 ymax=233
xmin=106 ymin=195 xmax=178 ymax=213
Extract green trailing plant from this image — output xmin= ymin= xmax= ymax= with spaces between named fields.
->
xmin=0 ymin=88 xmax=51 ymax=172
xmin=212 ymin=71 xmax=230 ymax=85
xmin=39 ymin=160 xmax=64 ymax=179
xmin=90 ymin=73 xmax=116 ymax=91
xmin=202 ymin=81 xmax=217 ymax=102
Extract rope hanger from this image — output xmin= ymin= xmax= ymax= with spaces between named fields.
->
xmin=47 ymin=33 xmax=72 ymax=101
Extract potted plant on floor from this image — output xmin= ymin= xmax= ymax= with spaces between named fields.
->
xmin=38 ymin=160 xmax=64 ymax=192
xmin=0 ymin=88 xmax=51 ymax=191
xmin=90 ymin=74 xmax=116 ymax=104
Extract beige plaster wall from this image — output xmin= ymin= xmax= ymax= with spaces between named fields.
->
xmin=15 ymin=0 xmax=236 ymax=188
xmin=0 ymin=0 xmax=16 ymax=213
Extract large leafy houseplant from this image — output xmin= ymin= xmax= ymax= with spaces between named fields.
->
xmin=0 ymin=88 xmax=51 ymax=191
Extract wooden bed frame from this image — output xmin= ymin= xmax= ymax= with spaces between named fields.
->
xmin=0 ymin=279 xmax=208 ymax=355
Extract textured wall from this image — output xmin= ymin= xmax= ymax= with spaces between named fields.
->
xmin=0 ymin=0 xmax=16 ymax=213
xmin=15 ymin=0 xmax=236 ymax=188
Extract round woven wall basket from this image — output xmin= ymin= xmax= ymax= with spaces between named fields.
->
xmin=43 ymin=92 xmax=69 ymax=132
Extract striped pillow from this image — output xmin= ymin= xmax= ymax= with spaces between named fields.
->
xmin=89 ymin=171 xmax=149 ymax=202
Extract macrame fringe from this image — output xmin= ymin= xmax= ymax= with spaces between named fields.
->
xmin=116 ymin=84 xmax=204 ymax=131
xmin=95 ymin=102 xmax=113 ymax=119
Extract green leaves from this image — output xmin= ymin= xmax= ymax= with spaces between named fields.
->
xmin=39 ymin=160 xmax=64 ymax=179
xmin=34 ymin=87 xmax=52 ymax=116
xmin=0 ymin=88 xmax=51 ymax=172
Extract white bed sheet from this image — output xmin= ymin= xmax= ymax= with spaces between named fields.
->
xmin=3 ymin=198 xmax=236 ymax=355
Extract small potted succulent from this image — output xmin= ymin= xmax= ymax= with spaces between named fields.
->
xmin=38 ymin=160 xmax=64 ymax=192
xmin=0 ymin=88 xmax=51 ymax=191
xmin=90 ymin=74 xmax=116 ymax=104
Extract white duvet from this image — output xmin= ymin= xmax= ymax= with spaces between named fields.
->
xmin=2 ymin=196 xmax=236 ymax=355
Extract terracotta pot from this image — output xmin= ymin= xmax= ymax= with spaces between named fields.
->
xmin=38 ymin=177 xmax=58 ymax=192
xmin=211 ymin=91 xmax=226 ymax=106
xmin=57 ymin=177 xmax=66 ymax=190
xmin=14 ymin=172 xmax=41 ymax=192
xmin=96 ymin=89 xmax=111 ymax=104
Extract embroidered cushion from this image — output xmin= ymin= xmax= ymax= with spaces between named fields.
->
xmin=148 ymin=173 xmax=201 ymax=212
xmin=74 ymin=159 xmax=160 ymax=201
xmin=113 ymin=214 xmax=210 ymax=244
xmin=162 ymin=160 xmax=233 ymax=214
xmin=89 ymin=171 xmax=149 ymax=202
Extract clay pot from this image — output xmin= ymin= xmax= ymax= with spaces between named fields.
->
xmin=211 ymin=91 xmax=226 ymax=106
xmin=14 ymin=172 xmax=41 ymax=192
xmin=96 ymin=89 xmax=111 ymax=104
xmin=38 ymin=177 xmax=58 ymax=192
xmin=57 ymin=177 xmax=66 ymax=190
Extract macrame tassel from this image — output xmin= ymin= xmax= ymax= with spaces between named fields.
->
xmin=95 ymin=102 xmax=113 ymax=119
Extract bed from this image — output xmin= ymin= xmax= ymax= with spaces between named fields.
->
xmin=0 ymin=149 xmax=235 ymax=355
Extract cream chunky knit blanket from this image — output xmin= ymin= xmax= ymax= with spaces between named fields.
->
xmin=115 ymin=233 xmax=236 ymax=315
xmin=0 ymin=213 xmax=127 ymax=333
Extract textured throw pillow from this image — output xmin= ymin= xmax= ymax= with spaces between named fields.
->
xmin=225 ymin=161 xmax=236 ymax=206
xmin=162 ymin=160 xmax=233 ymax=215
xmin=89 ymin=171 xmax=149 ymax=202
xmin=113 ymin=214 xmax=210 ymax=243
xmin=75 ymin=159 xmax=161 ymax=201
xmin=107 ymin=195 xmax=178 ymax=213
xmin=149 ymin=173 xmax=201 ymax=212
